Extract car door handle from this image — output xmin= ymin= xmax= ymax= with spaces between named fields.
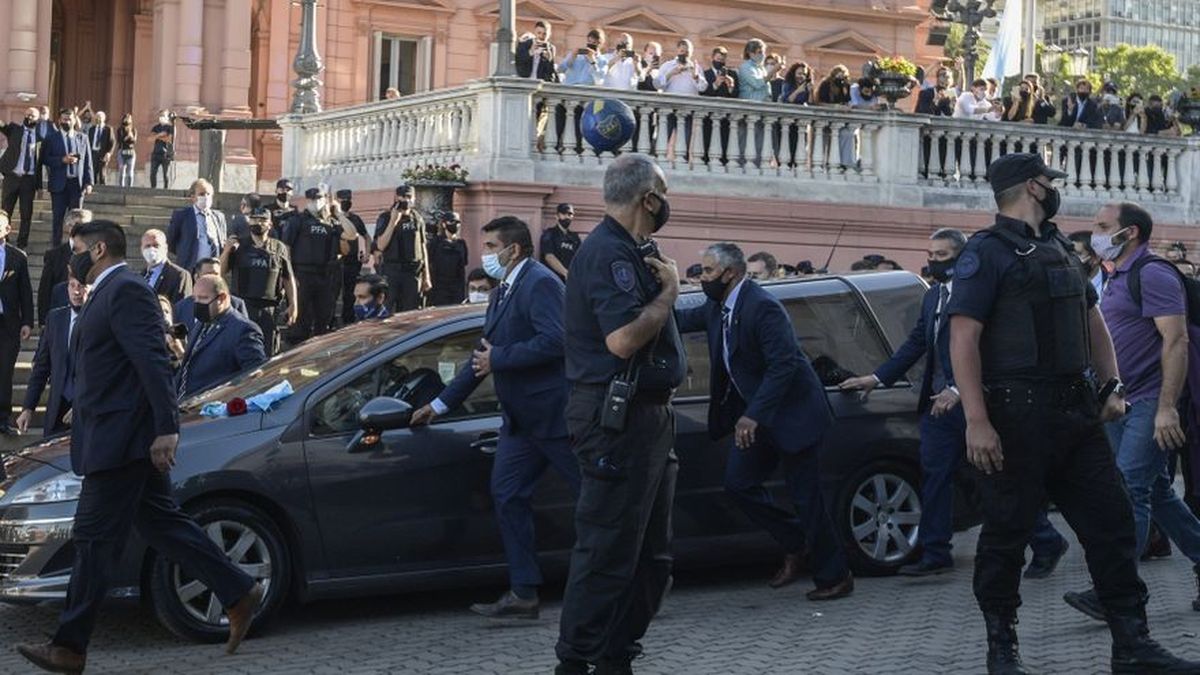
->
xmin=470 ymin=432 xmax=499 ymax=455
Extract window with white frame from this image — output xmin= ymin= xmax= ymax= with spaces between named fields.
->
xmin=372 ymin=32 xmax=432 ymax=99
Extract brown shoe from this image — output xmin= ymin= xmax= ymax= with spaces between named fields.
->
xmin=769 ymin=552 xmax=808 ymax=589
xmin=225 ymin=583 xmax=264 ymax=655
xmin=15 ymin=642 xmax=86 ymax=674
xmin=806 ymin=574 xmax=854 ymax=601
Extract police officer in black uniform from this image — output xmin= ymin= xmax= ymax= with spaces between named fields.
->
xmin=426 ymin=211 xmax=468 ymax=306
xmin=270 ymin=178 xmax=298 ymax=238
xmin=556 ymin=153 xmax=685 ymax=675
xmin=283 ymin=185 xmax=355 ymax=343
xmin=221 ymin=207 xmax=297 ymax=356
xmin=540 ymin=203 xmax=581 ymax=281
xmin=335 ymin=189 xmax=371 ymax=325
xmin=947 ymin=153 xmax=1200 ymax=675
xmin=374 ymin=184 xmax=430 ymax=312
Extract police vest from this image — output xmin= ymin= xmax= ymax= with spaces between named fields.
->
xmin=290 ymin=212 xmax=338 ymax=267
xmin=234 ymin=242 xmax=284 ymax=302
xmin=979 ymin=225 xmax=1091 ymax=381
xmin=382 ymin=217 xmax=420 ymax=264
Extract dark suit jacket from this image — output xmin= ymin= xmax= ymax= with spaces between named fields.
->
xmin=178 ymin=308 xmax=267 ymax=397
xmin=915 ymin=87 xmax=954 ymax=116
xmin=702 ymin=67 xmax=739 ymax=98
xmin=39 ymin=243 xmax=71 ymax=325
xmin=167 ymin=206 xmax=228 ymax=272
xmin=0 ymin=244 xmax=35 ymax=333
xmin=86 ymin=124 xmax=115 ymax=160
xmin=0 ymin=122 xmax=43 ymax=186
xmin=70 ymin=266 xmax=179 ymax=475
xmin=516 ymin=38 xmax=559 ymax=82
xmin=145 ymin=261 xmax=193 ymax=305
xmin=1059 ymin=96 xmax=1103 ymax=129
xmin=676 ymin=280 xmax=832 ymax=451
xmin=39 ymin=128 xmax=94 ymax=193
xmin=173 ymin=294 xmax=249 ymax=331
xmin=872 ymin=283 xmax=953 ymax=415
xmin=438 ymin=259 xmax=567 ymax=439
xmin=24 ymin=305 xmax=74 ymax=435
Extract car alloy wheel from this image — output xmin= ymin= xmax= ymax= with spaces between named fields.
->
xmin=848 ymin=472 xmax=921 ymax=564
xmin=174 ymin=520 xmax=273 ymax=626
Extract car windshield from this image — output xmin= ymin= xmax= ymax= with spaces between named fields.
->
xmin=180 ymin=312 xmax=460 ymax=411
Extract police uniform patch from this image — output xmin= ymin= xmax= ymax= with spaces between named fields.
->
xmin=611 ymin=261 xmax=636 ymax=293
xmin=956 ymin=250 xmax=981 ymax=280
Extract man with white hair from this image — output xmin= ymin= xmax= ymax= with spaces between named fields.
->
xmin=167 ymin=178 xmax=227 ymax=273
xmin=602 ymin=33 xmax=643 ymax=90
xmin=141 ymin=228 xmax=192 ymax=304
xmin=86 ymin=111 xmax=115 ymax=186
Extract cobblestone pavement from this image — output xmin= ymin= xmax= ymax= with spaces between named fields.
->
xmin=2 ymin=516 xmax=1199 ymax=674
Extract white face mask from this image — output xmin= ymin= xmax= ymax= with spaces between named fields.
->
xmin=1091 ymin=228 xmax=1132 ymax=262
xmin=468 ymin=290 xmax=489 ymax=304
xmin=142 ymin=247 xmax=165 ymax=266
xmin=195 ymin=194 xmax=212 ymax=211
xmin=308 ymin=198 xmax=326 ymax=214
xmin=159 ymin=115 xmax=170 ymax=125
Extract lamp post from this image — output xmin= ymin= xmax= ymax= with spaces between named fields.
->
xmin=291 ymin=0 xmax=324 ymax=113
xmin=1067 ymin=46 xmax=1091 ymax=80
xmin=931 ymin=0 xmax=997 ymax=83
xmin=493 ymin=0 xmax=516 ymax=76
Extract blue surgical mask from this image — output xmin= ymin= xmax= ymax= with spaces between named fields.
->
xmin=353 ymin=301 xmax=380 ymax=321
xmin=482 ymin=252 xmax=507 ymax=280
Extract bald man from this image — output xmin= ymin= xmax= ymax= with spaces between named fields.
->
xmin=1 ymin=108 xmax=44 ymax=249
xmin=140 ymin=229 xmax=192 ymax=304
xmin=177 ymin=274 xmax=266 ymax=399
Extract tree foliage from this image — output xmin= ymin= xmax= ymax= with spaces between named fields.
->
xmin=943 ymin=23 xmax=991 ymax=78
xmin=1092 ymin=44 xmax=1183 ymax=97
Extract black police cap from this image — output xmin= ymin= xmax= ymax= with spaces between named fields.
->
xmin=335 ymin=189 xmax=352 ymax=200
xmin=395 ymin=184 xmax=414 ymax=197
xmin=249 ymin=207 xmax=272 ymax=220
xmin=304 ymin=185 xmax=328 ymax=200
xmin=556 ymin=203 xmax=574 ymax=214
xmin=441 ymin=211 xmax=461 ymax=223
xmin=276 ymin=178 xmax=295 ymax=191
xmin=987 ymin=153 xmax=1067 ymax=195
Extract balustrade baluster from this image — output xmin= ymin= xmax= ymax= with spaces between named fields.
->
xmin=1081 ymin=139 xmax=1097 ymax=195
xmin=703 ymin=112 xmax=720 ymax=173
xmin=673 ymin=108 xmax=691 ymax=169
xmin=653 ymin=104 xmax=670 ymax=160
xmin=1149 ymin=148 xmax=1165 ymax=194
xmin=932 ymin=129 xmax=947 ymax=183
xmin=1134 ymin=145 xmax=1149 ymax=194
xmin=969 ymin=131 xmax=985 ymax=185
xmin=761 ymin=114 xmax=777 ymax=177
xmin=635 ymin=106 xmax=651 ymax=155
xmin=542 ymin=97 xmax=562 ymax=159
xmin=858 ymin=124 xmax=876 ymax=179
xmin=811 ymin=120 xmax=827 ymax=177
xmin=561 ymin=100 xmax=579 ymax=162
xmin=1164 ymin=148 xmax=1180 ymax=196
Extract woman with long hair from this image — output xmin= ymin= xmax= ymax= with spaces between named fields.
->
xmin=116 ymin=113 xmax=137 ymax=187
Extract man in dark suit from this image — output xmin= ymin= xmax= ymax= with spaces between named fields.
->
xmin=85 ymin=111 xmax=115 ymax=186
xmin=1 ymin=107 xmax=43 ymax=249
xmin=0 ymin=214 xmax=34 ymax=435
xmin=40 ymin=108 xmax=94 ymax=249
xmin=15 ymin=221 xmax=263 ymax=673
xmin=176 ymin=274 xmax=266 ymax=399
xmin=174 ymin=257 xmax=248 ymax=328
xmin=18 ymin=273 xmax=89 ymax=436
xmin=167 ymin=178 xmax=227 ymax=273
xmin=676 ymin=242 xmax=852 ymax=600
xmin=915 ymin=67 xmax=956 ymax=116
xmin=39 ymin=209 xmax=91 ymax=326
xmin=411 ymin=216 xmax=579 ymax=619
xmin=1059 ymin=79 xmax=1103 ymax=129
xmin=840 ymin=229 xmax=1070 ymax=578
xmin=141 ymin=228 xmax=193 ymax=304
xmin=516 ymin=20 xmax=559 ymax=82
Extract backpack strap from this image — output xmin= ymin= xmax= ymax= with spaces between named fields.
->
xmin=1126 ymin=254 xmax=1182 ymax=313
xmin=985 ymin=225 xmax=1038 ymax=257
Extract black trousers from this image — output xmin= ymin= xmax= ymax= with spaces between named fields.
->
xmin=243 ymin=299 xmax=279 ymax=357
xmin=557 ymin=386 xmax=678 ymax=665
xmin=2 ymin=173 xmax=36 ymax=248
xmin=380 ymin=263 xmax=421 ymax=312
xmin=340 ymin=261 xmax=362 ymax=325
xmin=972 ymin=392 xmax=1146 ymax=614
xmin=0 ymin=326 xmax=20 ymax=423
xmin=150 ymin=155 xmax=170 ymax=189
xmin=93 ymin=158 xmax=107 ymax=186
xmin=53 ymin=460 xmax=254 ymax=653
xmin=51 ymin=182 xmax=83 ymax=249
xmin=291 ymin=267 xmax=336 ymax=343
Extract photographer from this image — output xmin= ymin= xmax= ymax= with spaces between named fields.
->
xmin=780 ymin=62 xmax=815 ymax=105
xmin=515 ymin=20 xmax=558 ymax=82
xmin=149 ymin=109 xmax=174 ymax=189
xmin=701 ymin=47 xmax=738 ymax=164
xmin=765 ymin=53 xmax=786 ymax=102
xmin=916 ymin=67 xmax=957 ymax=115
xmin=1099 ymin=83 xmax=1127 ymax=131
xmin=602 ymin=33 xmax=642 ymax=90
xmin=1002 ymin=80 xmax=1038 ymax=123
xmin=637 ymin=42 xmax=663 ymax=92
xmin=159 ymin=295 xmax=187 ymax=368
xmin=559 ymin=29 xmax=606 ymax=86
xmin=1143 ymin=95 xmax=1181 ymax=136
xmin=656 ymin=40 xmax=706 ymax=95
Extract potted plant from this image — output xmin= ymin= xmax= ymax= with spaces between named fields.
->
xmin=869 ymin=56 xmax=919 ymax=108
xmin=1177 ymin=88 xmax=1200 ymax=136
xmin=401 ymin=164 xmax=469 ymax=220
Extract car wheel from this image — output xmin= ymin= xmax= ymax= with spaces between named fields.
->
xmin=835 ymin=460 xmax=922 ymax=576
xmin=149 ymin=499 xmax=291 ymax=643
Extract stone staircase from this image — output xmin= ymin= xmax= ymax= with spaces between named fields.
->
xmin=2 ymin=185 xmax=238 ymax=450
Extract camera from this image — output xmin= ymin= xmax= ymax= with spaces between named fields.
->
xmin=170 ymin=323 xmax=189 ymax=341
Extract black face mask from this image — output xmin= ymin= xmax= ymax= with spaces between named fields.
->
xmin=395 ymin=199 xmax=410 ymax=211
xmin=339 ymin=200 xmax=352 ymax=213
xmin=713 ymin=60 xmax=726 ymax=70
xmin=927 ymin=258 xmax=957 ymax=283
xmin=69 ymin=250 xmax=95 ymax=284
xmin=558 ymin=217 xmax=572 ymax=229
xmin=276 ymin=192 xmax=290 ymax=204
xmin=701 ymin=273 xmax=731 ymax=302
xmin=59 ymin=123 xmax=72 ymax=132
xmin=249 ymin=222 xmax=270 ymax=236
xmin=444 ymin=222 xmax=459 ymax=235
xmin=1076 ymin=92 xmax=1090 ymax=101
xmin=587 ymin=42 xmax=599 ymax=51
xmin=194 ymin=298 xmax=215 ymax=323
xmin=1036 ymin=184 xmax=1061 ymax=221
xmin=1020 ymin=90 xmax=1031 ymax=98
xmin=24 ymin=118 xmax=36 ymax=128
xmin=649 ymin=194 xmax=670 ymax=233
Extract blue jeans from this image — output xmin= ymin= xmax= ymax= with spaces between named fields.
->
xmin=1106 ymin=397 xmax=1200 ymax=562
xmin=919 ymin=406 xmax=1065 ymax=566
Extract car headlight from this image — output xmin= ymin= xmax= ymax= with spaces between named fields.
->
xmin=10 ymin=474 xmax=83 ymax=505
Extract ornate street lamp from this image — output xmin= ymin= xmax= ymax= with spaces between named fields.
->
xmin=493 ymin=0 xmax=516 ymax=76
xmin=931 ymin=0 xmax=997 ymax=83
xmin=291 ymin=0 xmax=324 ymax=113
xmin=1039 ymin=44 xmax=1064 ymax=76
xmin=1067 ymin=46 xmax=1091 ymax=79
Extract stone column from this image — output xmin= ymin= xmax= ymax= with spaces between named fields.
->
xmin=221 ymin=0 xmax=252 ymax=115
xmin=7 ymin=0 xmax=40 ymax=97
xmin=175 ymin=0 xmax=204 ymax=110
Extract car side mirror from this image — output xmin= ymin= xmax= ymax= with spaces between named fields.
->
xmin=348 ymin=397 xmax=413 ymax=453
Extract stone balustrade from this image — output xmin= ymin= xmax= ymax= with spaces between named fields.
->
xmin=279 ymin=77 xmax=1200 ymax=224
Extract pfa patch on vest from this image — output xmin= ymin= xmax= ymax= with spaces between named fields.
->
xmin=956 ymin=250 xmax=981 ymax=280
xmin=612 ymin=261 xmax=636 ymax=293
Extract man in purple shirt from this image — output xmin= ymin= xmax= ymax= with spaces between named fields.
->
xmin=1064 ymin=201 xmax=1200 ymax=620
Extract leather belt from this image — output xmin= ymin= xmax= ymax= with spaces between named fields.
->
xmin=984 ymin=379 xmax=1092 ymax=409
xmin=571 ymin=382 xmax=674 ymax=405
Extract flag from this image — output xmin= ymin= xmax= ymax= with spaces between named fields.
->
xmin=982 ymin=0 xmax=1023 ymax=82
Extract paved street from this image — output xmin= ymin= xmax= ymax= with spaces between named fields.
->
xmin=2 ymin=515 xmax=1199 ymax=674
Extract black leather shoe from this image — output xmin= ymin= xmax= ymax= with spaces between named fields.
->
xmin=1108 ymin=608 xmax=1200 ymax=673
xmin=806 ymin=573 xmax=853 ymax=601
xmin=554 ymin=660 xmax=590 ymax=675
xmin=469 ymin=590 xmax=539 ymax=619
xmin=897 ymin=559 xmax=953 ymax=577
xmin=15 ymin=642 xmax=86 ymax=674
xmin=1063 ymin=588 xmax=1107 ymax=622
xmin=1024 ymin=538 xmax=1069 ymax=579
xmin=983 ymin=610 xmax=1032 ymax=675
xmin=1142 ymin=524 xmax=1173 ymax=561
xmin=594 ymin=657 xmax=634 ymax=675
xmin=769 ymin=552 xmax=807 ymax=588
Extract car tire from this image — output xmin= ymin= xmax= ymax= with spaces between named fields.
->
xmin=834 ymin=460 xmax=922 ymax=577
xmin=149 ymin=499 xmax=291 ymax=643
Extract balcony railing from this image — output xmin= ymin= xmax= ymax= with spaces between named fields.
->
xmin=279 ymin=78 xmax=1200 ymax=224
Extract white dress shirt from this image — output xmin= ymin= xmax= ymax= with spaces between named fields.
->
xmin=602 ymin=55 xmax=639 ymax=90
xmin=655 ymin=59 xmax=708 ymax=95
xmin=722 ymin=277 xmax=748 ymax=376
xmin=953 ymin=92 xmax=993 ymax=120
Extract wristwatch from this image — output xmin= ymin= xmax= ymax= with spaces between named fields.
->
xmin=1098 ymin=377 xmax=1126 ymax=404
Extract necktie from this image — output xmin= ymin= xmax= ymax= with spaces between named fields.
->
xmin=178 ymin=323 xmax=213 ymax=398
xmin=1076 ymin=99 xmax=1086 ymax=123
xmin=66 ymin=133 xmax=77 ymax=179
xmin=934 ymin=284 xmax=951 ymax=336
xmin=721 ymin=305 xmax=733 ymax=372
xmin=22 ymin=129 xmax=35 ymax=174
xmin=498 ymin=281 xmax=510 ymax=302
xmin=63 ymin=311 xmax=78 ymax=402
